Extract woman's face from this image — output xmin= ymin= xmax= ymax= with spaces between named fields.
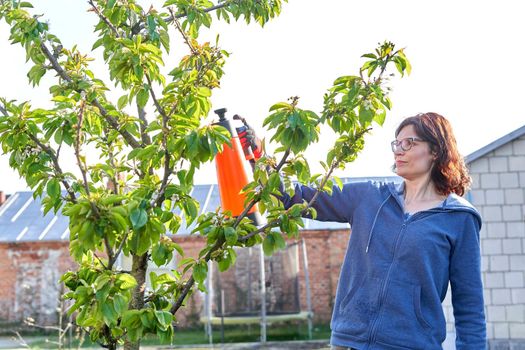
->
xmin=393 ymin=125 xmax=435 ymax=180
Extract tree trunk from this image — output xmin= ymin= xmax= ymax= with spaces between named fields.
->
xmin=124 ymin=253 xmax=148 ymax=350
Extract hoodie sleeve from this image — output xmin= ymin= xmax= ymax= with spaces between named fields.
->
xmin=450 ymin=212 xmax=487 ymax=350
xmin=279 ymin=181 xmax=371 ymax=224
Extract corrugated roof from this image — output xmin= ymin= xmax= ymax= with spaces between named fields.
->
xmin=465 ymin=124 xmax=525 ymax=164
xmin=0 ymin=176 xmax=401 ymax=242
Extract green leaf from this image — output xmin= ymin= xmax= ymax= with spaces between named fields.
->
xmin=95 ymin=274 xmax=111 ymax=290
xmin=147 ymin=15 xmax=157 ymax=34
xmin=130 ymin=208 xmax=148 ymax=229
xmin=361 ymin=53 xmax=377 ymax=59
xmin=140 ymin=310 xmax=155 ymax=328
xmin=121 ymin=310 xmax=142 ymax=328
xmin=224 ymin=227 xmax=237 ymax=245
xmin=262 ymin=234 xmax=274 ymax=256
xmin=269 ymin=102 xmax=291 ymax=112
xmin=154 ymin=310 xmax=172 ymax=329
xmin=157 ymin=326 xmax=174 ymax=344
xmin=374 ymin=108 xmax=386 ymax=126
xmin=197 ymin=87 xmax=211 ymax=97
xmin=182 ymin=198 xmax=199 ymax=226
xmin=268 ymin=172 xmax=280 ymax=190
xmin=46 ymin=178 xmax=60 ymax=198
xmin=118 ymin=95 xmax=128 ymax=109
xmin=137 ymin=87 xmax=149 ymax=108
xmin=92 ymin=38 xmax=104 ymax=51
xmin=117 ymin=274 xmax=137 ymax=290
xmin=133 ymin=229 xmax=150 ymax=255
xmin=54 ymin=128 xmax=63 ymax=144
xmin=272 ymin=231 xmax=286 ymax=250
xmin=333 ymin=176 xmax=343 ymax=191
xmin=192 ymin=261 xmax=207 ymax=284
xmin=358 ymin=106 xmax=374 ymax=124
xmin=151 ymin=242 xmax=172 ymax=267
xmin=113 ymin=294 xmax=128 ymax=314
xmin=101 ymin=301 xmax=118 ymax=325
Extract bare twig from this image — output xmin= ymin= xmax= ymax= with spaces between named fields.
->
xmin=169 ymin=8 xmax=199 ymax=56
xmin=88 ymin=0 xmax=121 ymax=38
xmin=170 ymin=237 xmax=223 ymax=314
xmin=145 ymin=74 xmax=168 ymax=122
xmin=94 ymin=253 xmax=108 ymax=270
xmin=74 ymin=100 xmax=91 ymax=199
xmin=0 ymin=104 xmax=8 ymax=116
xmin=109 ymin=230 xmax=130 ymax=269
xmin=275 ymin=148 xmax=291 ymax=171
xmin=11 ymin=331 xmax=30 ymax=349
xmin=137 ymin=105 xmax=151 ymax=145
xmin=144 ymin=73 xmax=174 ymax=208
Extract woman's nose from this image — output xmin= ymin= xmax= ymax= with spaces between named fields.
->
xmin=393 ymin=146 xmax=405 ymax=155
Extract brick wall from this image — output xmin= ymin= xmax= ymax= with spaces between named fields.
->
xmin=297 ymin=230 xmax=350 ymax=322
xmin=0 ymin=242 xmax=76 ymax=326
xmin=452 ymin=135 xmax=525 ymax=344
xmin=0 ymin=229 xmax=350 ymax=329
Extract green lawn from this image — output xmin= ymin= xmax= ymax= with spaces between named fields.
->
xmin=24 ymin=323 xmax=331 ymax=348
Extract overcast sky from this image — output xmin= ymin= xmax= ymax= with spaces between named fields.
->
xmin=1 ymin=0 xmax=524 ymax=194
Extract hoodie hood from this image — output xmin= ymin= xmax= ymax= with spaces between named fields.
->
xmin=388 ymin=181 xmax=482 ymax=228
xmin=364 ymin=181 xmax=482 ymax=254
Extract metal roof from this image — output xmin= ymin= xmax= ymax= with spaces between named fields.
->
xmin=0 ymin=176 xmax=401 ymax=242
xmin=465 ymin=124 xmax=525 ymax=164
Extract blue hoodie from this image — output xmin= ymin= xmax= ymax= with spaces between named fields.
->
xmin=282 ymin=180 xmax=486 ymax=350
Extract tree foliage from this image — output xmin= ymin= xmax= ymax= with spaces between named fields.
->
xmin=0 ymin=0 xmax=410 ymax=348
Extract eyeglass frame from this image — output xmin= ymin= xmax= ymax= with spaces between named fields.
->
xmin=390 ymin=137 xmax=425 ymax=152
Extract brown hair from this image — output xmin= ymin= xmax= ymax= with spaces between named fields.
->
xmin=395 ymin=112 xmax=471 ymax=196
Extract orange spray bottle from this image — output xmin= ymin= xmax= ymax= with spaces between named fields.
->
xmin=214 ymin=108 xmax=263 ymax=226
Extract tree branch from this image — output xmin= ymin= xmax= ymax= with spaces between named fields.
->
xmin=168 ymin=8 xmax=199 ymax=56
xmin=0 ymin=104 xmax=7 ymax=116
xmin=88 ymin=0 xmax=121 ymax=38
xmin=94 ymin=253 xmax=108 ymax=270
xmin=170 ymin=237 xmax=224 ymax=314
xmin=238 ymin=219 xmax=280 ymax=243
xmin=0 ymin=104 xmax=78 ymax=203
xmin=74 ymin=100 xmax=92 ymax=199
xmin=275 ymin=148 xmax=291 ymax=171
xmin=74 ymin=100 xmax=114 ymax=265
xmin=144 ymin=73 xmax=174 ymax=208
xmin=165 ymin=2 xmax=230 ymax=23
xmin=137 ymin=105 xmax=151 ymax=146
xmin=109 ymin=230 xmax=130 ymax=270
xmin=39 ymin=42 xmax=141 ymax=149
xmin=170 ymin=147 xmax=292 ymax=315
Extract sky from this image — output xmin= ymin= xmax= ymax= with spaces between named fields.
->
xmin=1 ymin=0 xmax=524 ymax=194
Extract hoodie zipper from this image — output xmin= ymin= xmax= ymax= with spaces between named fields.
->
xmin=367 ymin=218 xmax=407 ymax=346
xmin=366 ymin=208 xmax=449 ymax=348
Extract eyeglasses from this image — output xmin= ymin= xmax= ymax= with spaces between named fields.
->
xmin=390 ymin=137 xmax=424 ymax=152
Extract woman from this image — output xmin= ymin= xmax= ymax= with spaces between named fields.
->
xmin=240 ymin=112 xmax=486 ymax=349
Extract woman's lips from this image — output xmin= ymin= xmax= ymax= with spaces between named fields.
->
xmin=395 ymin=160 xmax=407 ymax=166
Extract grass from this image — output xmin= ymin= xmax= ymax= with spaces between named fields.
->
xmin=22 ymin=322 xmax=331 ymax=348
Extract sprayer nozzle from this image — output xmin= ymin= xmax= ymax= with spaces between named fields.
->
xmin=214 ymin=108 xmax=227 ymax=121
xmin=233 ymin=114 xmax=247 ymax=125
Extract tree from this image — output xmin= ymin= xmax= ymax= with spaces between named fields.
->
xmin=0 ymin=0 xmax=411 ymax=349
